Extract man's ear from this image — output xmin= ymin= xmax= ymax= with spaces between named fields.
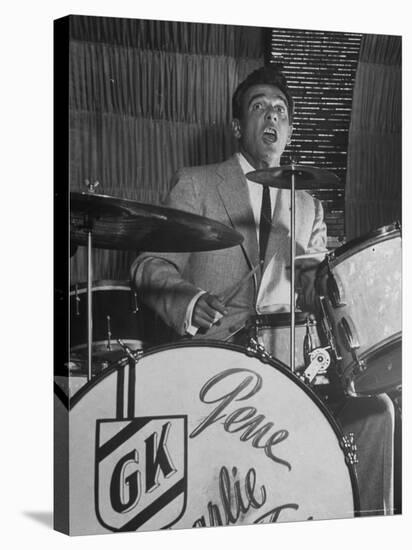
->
xmin=231 ymin=119 xmax=242 ymax=139
xmin=287 ymin=125 xmax=293 ymax=145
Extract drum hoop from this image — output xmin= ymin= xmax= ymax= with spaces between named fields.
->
xmin=67 ymin=340 xmax=341 ymax=431
xmin=70 ymin=280 xmax=132 ymax=294
xmin=55 ymin=339 xmax=360 ymax=515
xmin=343 ymin=332 xmax=402 ymax=397
xmin=70 ymin=339 xmax=145 ymax=353
xmin=318 ymin=222 xmax=401 ymax=274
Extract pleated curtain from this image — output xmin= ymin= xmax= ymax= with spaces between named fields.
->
xmin=68 ymin=16 xmax=264 ymax=283
xmin=345 ymin=34 xmax=401 ymax=240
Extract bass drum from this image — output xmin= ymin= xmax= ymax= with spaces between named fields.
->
xmin=55 ymin=343 xmax=359 ymax=535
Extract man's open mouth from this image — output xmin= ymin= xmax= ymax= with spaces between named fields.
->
xmin=262 ymin=127 xmax=278 ymax=143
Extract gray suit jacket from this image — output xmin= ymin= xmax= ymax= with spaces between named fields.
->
xmin=130 ymin=155 xmax=326 ymax=341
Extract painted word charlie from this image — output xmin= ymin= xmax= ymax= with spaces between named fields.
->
xmin=192 ymin=466 xmax=306 ymax=527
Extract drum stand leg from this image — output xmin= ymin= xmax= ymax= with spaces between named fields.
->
xmin=87 ymin=230 xmax=93 ymax=382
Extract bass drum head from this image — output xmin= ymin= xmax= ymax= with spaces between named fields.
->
xmin=61 ymin=342 xmax=358 ymax=535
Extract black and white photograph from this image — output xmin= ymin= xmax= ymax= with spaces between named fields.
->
xmin=53 ymin=13 xmax=402 ymax=535
xmin=2 ymin=1 xmax=408 ymax=548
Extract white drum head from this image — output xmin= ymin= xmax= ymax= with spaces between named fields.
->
xmin=57 ymin=343 xmax=358 ymax=534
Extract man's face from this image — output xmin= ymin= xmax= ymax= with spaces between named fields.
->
xmin=232 ymin=84 xmax=293 ymax=169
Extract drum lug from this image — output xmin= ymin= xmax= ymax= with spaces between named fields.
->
xmin=318 ymin=296 xmax=342 ymax=362
xmin=339 ymin=316 xmax=368 ymax=374
xmin=74 ymin=284 xmax=81 ymax=316
xmin=132 ymin=290 xmax=139 ymax=314
xmin=106 ymin=315 xmax=112 ymax=351
xmin=246 ymin=337 xmax=273 ymax=364
xmin=303 ymin=315 xmax=321 ymax=363
xmin=353 ymin=359 xmax=367 ymax=375
xmin=341 ymin=432 xmax=358 ymax=466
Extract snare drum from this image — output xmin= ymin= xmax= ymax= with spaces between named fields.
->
xmin=55 ymin=343 xmax=358 ymax=535
xmin=250 ymin=312 xmax=319 ymax=371
xmin=316 ymin=224 xmax=401 ymax=397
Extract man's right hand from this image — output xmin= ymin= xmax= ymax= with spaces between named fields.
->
xmin=192 ymin=293 xmax=228 ymax=330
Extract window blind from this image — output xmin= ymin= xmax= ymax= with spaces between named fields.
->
xmin=267 ymin=28 xmax=362 ymax=248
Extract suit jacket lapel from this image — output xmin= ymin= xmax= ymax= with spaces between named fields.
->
xmin=216 ymin=156 xmax=261 ymax=279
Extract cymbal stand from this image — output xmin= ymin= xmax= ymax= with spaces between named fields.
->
xmin=290 ymin=161 xmax=296 ymax=373
xmin=84 ymin=180 xmax=99 ymax=382
xmin=86 ymin=229 xmax=93 ymax=382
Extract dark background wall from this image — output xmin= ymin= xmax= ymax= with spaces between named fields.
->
xmin=68 ymin=16 xmax=265 ymax=283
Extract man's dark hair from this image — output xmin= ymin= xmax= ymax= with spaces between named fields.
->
xmin=232 ymin=65 xmax=294 ymax=122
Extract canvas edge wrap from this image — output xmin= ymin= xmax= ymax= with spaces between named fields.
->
xmin=53 ymin=15 xmax=71 ymax=536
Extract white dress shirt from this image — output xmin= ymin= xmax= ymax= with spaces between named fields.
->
xmin=237 ymin=153 xmax=294 ymax=314
xmin=185 ymin=153 xmax=297 ymax=335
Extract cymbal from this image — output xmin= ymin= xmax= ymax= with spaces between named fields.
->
xmin=246 ymin=165 xmax=340 ymax=189
xmin=70 ymin=192 xmax=244 ymax=252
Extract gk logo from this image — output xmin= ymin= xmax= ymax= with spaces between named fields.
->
xmin=96 ymin=416 xmax=187 ymax=532
xmin=110 ymin=422 xmax=177 ymax=513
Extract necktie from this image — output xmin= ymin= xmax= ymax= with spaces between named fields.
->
xmin=259 ymin=185 xmax=272 ymax=263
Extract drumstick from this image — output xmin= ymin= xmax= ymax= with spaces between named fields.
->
xmin=219 ymin=261 xmax=262 ymax=306
xmin=207 ymin=262 xmax=261 ymax=326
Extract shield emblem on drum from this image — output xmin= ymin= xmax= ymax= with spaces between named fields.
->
xmin=95 ymin=416 xmax=187 ymax=532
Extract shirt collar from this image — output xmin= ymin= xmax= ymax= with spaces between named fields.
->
xmin=236 ymin=152 xmax=257 ymax=179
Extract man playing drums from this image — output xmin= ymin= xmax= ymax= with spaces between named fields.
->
xmin=130 ymin=66 xmax=395 ymax=516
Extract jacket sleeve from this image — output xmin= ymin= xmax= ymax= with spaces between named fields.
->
xmin=296 ymin=197 xmax=328 ymax=313
xmin=129 ymin=169 xmax=206 ymax=335
xmin=306 ymin=197 xmax=328 ymax=256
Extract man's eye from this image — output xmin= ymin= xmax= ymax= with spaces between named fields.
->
xmin=252 ymin=102 xmax=263 ymax=111
xmin=275 ymin=105 xmax=286 ymax=113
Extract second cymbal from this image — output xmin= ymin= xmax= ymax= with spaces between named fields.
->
xmin=246 ymin=165 xmax=340 ymax=189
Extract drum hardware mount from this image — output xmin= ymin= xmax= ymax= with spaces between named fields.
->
xmin=352 ymin=359 xmax=367 ymax=376
xmin=106 ymin=315 xmax=112 ymax=351
xmin=303 ymin=315 xmax=321 ymax=357
xmin=132 ymin=291 xmax=139 ymax=314
xmin=117 ymin=338 xmax=144 ymax=364
xmin=85 ymin=179 xmax=100 ymax=193
xmin=74 ymin=283 xmax=81 ymax=316
xmin=318 ymin=296 xmax=342 ymax=362
xmin=303 ymin=347 xmax=331 ymax=384
xmin=341 ymin=433 xmax=358 ymax=466
xmin=246 ymin=337 xmax=274 ymax=364
xmin=302 ymin=316 xmax=331 ymax=384
xmin=338 ymin=317 xmax=367 ymax=375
